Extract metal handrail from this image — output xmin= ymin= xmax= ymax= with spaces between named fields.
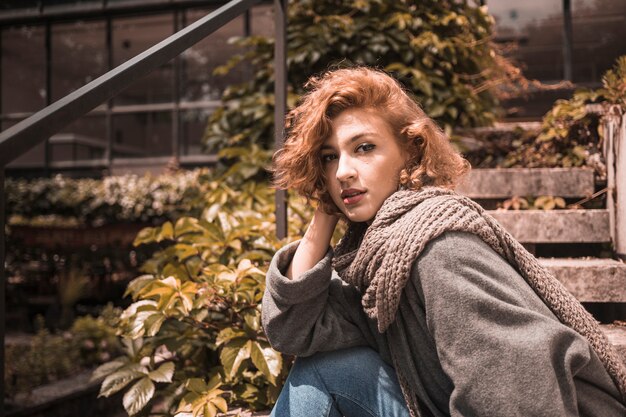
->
xmin=0 ymin=0 xmax=260 ymax=167
xmin=0 ymin=0 xmax=288 ymax=414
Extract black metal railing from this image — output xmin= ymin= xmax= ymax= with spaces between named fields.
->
xmin=0 ymin=0 xmax=288 ymax=413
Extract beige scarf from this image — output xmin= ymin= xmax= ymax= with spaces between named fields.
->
xmin=332 ymin=186 xmax=626 ymax=409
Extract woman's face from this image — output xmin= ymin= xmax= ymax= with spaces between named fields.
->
xmin=321 ymin=108 xmax=408 ymax=223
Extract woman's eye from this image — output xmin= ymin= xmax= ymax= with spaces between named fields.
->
xmin=356 ymin=143 xmax=375 ymax=153
xmin=321 ymin=154 xmax=337 ymax=163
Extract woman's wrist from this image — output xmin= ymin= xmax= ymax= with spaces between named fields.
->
xmin=287 ymin=208 xmax=339 ymax=280
xmin=303 ymin=208 xmax=339 ymax=244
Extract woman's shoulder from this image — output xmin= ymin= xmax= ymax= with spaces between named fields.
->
xmin=412 ymin=230 xmax=516 ymax=286
xmin=417 ymin=230 xmax=493 ymax=263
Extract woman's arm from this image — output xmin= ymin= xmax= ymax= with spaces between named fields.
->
xmin=287 ymin=208 xmax=339 ymax=280
xmin=262 ymin=209 xmax=381 ymax=357
xmin=414 ymin=231 xmax=624 ymax=416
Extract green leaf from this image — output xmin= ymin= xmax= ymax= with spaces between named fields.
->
xmin=148 ymin=362 xmax=175 ymax=383
xmin=250 ymin=341 xmax=282 ymax=385
xmin=220 ymin=339 xmax=251 ymax=379
xmin=133 ymin=227 xmax=157 ymax=246
xmin=124 ymin=275 xmax=155 ymax=299
xmin=216 ymin=328 xmax=247 ymax=346
xmin=123 ymin=377 xmax=155 ymax=416
xmin=121 ymin=337 xmax=144 ymax=358
xmin=144 ymin=312 xmax=166 ymax=337
xmin=185 ymin=378 xmax=209 ymax=394
xmin=175 ymin=243 xmax=198 ymax=261
xmin=175 ymin=217 xmax=202 ymax=237
xmin=99 ymin=365 xmax=146 ymax=397
xmin=91 ymin=358 xmax=129 ymax=382
xmin=157 ymin=221 xmax=174 ymax=242
xmin=127 ymin=310 xmax=158 ymax=339
xmin=243 ymin=309 xmax=261 ymax=332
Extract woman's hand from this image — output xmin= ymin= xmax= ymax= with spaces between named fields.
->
xmin=286 ymin=207 xmax=340 ymax=280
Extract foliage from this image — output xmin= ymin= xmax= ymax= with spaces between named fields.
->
xmin=497 ymin=195 xmax=567 ymax=211
xmin=464 ymin=55 xmax=626 ymax=171
xmin=94 ymin=159 xmax=315 ymax=416
xmin=5 ymin=169 xmax=216 ymax=227
xmin=5 ymin=313 xmax=121 ymax=401
xmin=71 ymin=304 xmax=124 ymax=365
xmin=204 ymin=0 xmax=526 ymax=153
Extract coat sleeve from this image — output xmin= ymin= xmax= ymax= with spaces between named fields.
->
xmin=414 ymin=231 xmax=620 ymax=417
xmin=262 ymin=240 xmax=378 ymax=357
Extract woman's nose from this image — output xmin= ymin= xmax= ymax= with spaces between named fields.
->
xmin=336 ymin=156 xmax=357 ymax=182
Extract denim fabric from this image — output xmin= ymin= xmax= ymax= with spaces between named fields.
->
xmin=270 ymin=346 xmax=410 ymax=417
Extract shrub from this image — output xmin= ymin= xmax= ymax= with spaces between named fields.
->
xmin=94 ymin=160 xmax=315 ymax=416
xmin=204 ymin=0 xmax=525 ymax=153
xmin=5 ymin=169 xmax=216 ymax=227
xmin=5 ymin=312 xmax=121 ymax=402
xmin=464 ymin=55 xmax=626 ymax=171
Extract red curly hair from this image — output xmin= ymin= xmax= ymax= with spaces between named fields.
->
xmin=272 ymin=67 xmax=470 ymax=214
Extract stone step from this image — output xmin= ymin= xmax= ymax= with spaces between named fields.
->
xmin=488 ymin=209 xmax=610 ymax=243
xmin=601 ymin=324 xmax=626 ymax=364
xmin=457 ymin=168 xmax=595 ymax=199
xmin=539 ymin=258 xmax=626 ymax=302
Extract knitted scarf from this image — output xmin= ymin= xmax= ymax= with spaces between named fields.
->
xmin=332 ymin=186 xmax=626 ymax=412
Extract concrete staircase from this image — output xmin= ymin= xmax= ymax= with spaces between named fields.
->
xmin=457 ymin=167 xmax=626 ymax=362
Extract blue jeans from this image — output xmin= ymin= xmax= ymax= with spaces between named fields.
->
xmin=270 ymin=346 xmax=410 ymax=417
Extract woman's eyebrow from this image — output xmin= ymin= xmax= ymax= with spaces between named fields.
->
xmin=320 ymin=133 xmax=373 ymax=150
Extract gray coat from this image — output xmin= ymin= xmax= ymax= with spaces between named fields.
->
xmin=262 ymin=231 xmax=626 ymax=416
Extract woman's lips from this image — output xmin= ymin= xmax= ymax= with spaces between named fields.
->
xmin=343 ymin=191 xmax=366 ymax=205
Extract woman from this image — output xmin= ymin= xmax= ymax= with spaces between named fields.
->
xmin=262 ymin=67 xmax=626 ymax=417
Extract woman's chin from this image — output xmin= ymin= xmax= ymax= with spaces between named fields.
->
xmin=343 ymin=209 xmax=375 ymax=223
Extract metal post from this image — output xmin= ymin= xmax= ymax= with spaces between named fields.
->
xmin=1 ymin=167 xmax=5 ymax=417
xmin=172 ymin=10 xmax=181 ymax=163
xmin=274 ymin=0 xmax=288 ymax=240
xmin=105 ymin=16 xmax=113 ymax=171
xmin=45 ymin=22 xmax=52 ymax=174
xmin=181 ymin=10 xmax=188 ymax=155
xmin=0 ymin=26 xmax=3 ymax=118
xmin=0 ymin=29 xmax=4 ymax=417
xmin=562 ymin=0 xmax=573 ymax=81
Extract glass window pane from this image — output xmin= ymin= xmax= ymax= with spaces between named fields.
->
xmin=1 ymin=25 xmax=46 ymax=113
xmin=571 ymin=0 xmax=626 ymax=83
xmin=0 ymin=1 xmax=39 ymax=12
xmin=50 ymin=116 xmax=108 ymax=162
xmin=181 ymin=109 xmax=211 ymax=156
xmin=51 ymin=20 xmax=107 ymax=102
xmin=251 ymin=4 xmax=274 ymax=37
xmin=183 ymin=8 xmax=245 ymax=102
xmin=491 ymin=0 xmax=565 ymax=81
xmin=113 ymin=112 xmax=172 ymax=158
xmin=113 ymin=14 xmax=174 ymax=105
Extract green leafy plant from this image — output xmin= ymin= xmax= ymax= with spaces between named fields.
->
xmin=4 ymin=317 xmax=80 ymax=401
xmin=5 ymin=312 xmax=121 ymax=402
xmin=94 ymin=162 xmax=314 ymax=415
xmin=205 ymin=0 xmax=526 ymax=153
xmin=466 ymin=55 xmax=626 ymax=171
xmin=71 ymin=304 xmax=123 ymax=365
xmin=498 ymin=195 xmax=567 ymax=211
xmin=5 ymin=169 xmax=217 ymax=227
